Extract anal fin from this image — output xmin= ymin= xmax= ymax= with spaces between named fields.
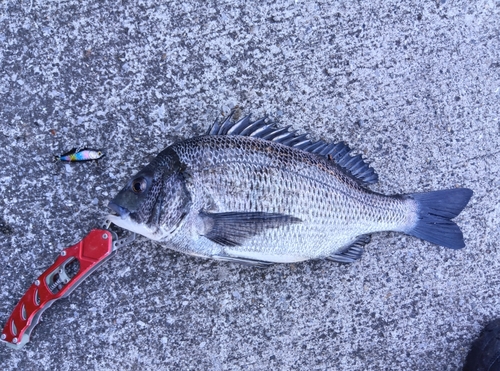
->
xmin=326 ymin=235 xmax=370 ymax=264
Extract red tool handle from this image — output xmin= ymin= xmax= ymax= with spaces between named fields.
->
xmin=1 ymin=229 xmax=114 ymax=349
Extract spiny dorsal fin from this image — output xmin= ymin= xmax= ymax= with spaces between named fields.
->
xmin=208 ymin=113 xmax=378 ymax=186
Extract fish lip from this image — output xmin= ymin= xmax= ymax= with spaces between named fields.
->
xmin=108 ymin=201 xmax=130 ymax=219
xmin=106 ymin=213 xmax=166 ymax=241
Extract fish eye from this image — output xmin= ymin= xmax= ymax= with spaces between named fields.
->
xmin=131 ymin=177 xmax=147 ymax=193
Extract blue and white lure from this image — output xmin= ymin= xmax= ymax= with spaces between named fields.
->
xmin=55 ymin=148 xmax=105 ymax=162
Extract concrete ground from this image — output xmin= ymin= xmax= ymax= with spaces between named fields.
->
xmin=0 ymin=0 xmax=499 ymax=370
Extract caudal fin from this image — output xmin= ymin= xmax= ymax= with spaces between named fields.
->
xmin=406 ymin=188 xmax=473 ymax=249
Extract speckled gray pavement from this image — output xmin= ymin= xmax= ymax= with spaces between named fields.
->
xmin=0 ymin=1 xmax=499 ymax=370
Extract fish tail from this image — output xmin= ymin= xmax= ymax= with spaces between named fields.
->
xmin=405 ymin=188 xmax=473 ymax=249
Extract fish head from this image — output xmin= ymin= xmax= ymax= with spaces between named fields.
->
xmin=107 ymin=149 xmax=191 ymax=240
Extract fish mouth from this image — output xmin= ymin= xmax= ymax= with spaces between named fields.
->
xmin=106 ymin=213 xmax=166 ymax=241
xmin=108 ymin=201 xmax=130 ymax=219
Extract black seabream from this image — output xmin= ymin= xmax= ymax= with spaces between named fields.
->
xmin=108 ymin=114 xmax=473 ymax=266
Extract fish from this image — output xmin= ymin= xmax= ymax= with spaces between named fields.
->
xmin=55 ymin=148 xmax=104 ymax=162
xmin=107 ymin=114 xmax=473 ymax=266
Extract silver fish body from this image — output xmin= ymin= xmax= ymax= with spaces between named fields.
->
xmin=108 ymin=115 xmax=472 ymax=266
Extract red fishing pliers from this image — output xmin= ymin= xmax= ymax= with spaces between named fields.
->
xmin=1 ymin=219 xmax=135 ymax=349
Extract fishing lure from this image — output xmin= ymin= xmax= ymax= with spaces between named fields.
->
xmin=55 ymin=148 xmax=105 ymax=162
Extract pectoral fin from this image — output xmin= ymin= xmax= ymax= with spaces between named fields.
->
xmin=199 ymin=211 xmax=302 ymax=247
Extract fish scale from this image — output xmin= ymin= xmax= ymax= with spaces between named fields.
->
xmin=170 ymin=136 xmax=411 ymax=259
xmin=107 ymin=114 xmax=473 ymax=265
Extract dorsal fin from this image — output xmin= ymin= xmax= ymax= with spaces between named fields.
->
xmin=208 ymin=113 xmax=378 ymax=185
